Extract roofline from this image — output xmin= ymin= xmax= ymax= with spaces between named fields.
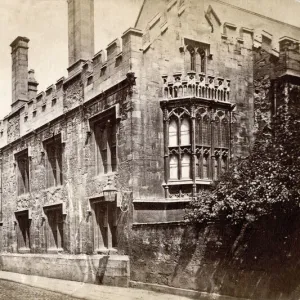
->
xmin=134 ymin=0 xmax=146 ymax=28
xmin=212 ymin=0 xmax=300 ymax=31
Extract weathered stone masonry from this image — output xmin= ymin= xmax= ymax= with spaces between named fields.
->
xmin=1 ymin=0 xmax=300 ymax=299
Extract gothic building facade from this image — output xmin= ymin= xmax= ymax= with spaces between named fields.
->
xmin=0 ymin=0 xmax=300 ymax=298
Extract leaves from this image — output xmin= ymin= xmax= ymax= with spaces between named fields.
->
xmin=186 ymin=86 xmax=300 ymax=224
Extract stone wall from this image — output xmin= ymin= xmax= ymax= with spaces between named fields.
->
xmin=0 ymin=82 xmax=133 ymax=255
xmin=130 ymin=214 xmax=300 ymax=300
xmin=0 ymin=253 xmax=129 ymax=287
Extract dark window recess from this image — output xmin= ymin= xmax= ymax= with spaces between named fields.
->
xmin=94 ymin=119 xmax=117 ymax=174
xmin=16 ymin=150 xmax=30 ymax=195
xmin=44 ymin=135 xmax=63 ymax=188
xmin=16 ymin=212 xmax=30 ymax=250
xmin=45 ymin=206 xmax=64 ymax=251
xmin=92 ymin=201 xmax=117 ymax=251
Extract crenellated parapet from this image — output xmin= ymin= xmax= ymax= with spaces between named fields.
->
xmin=84 ymin=27 xmax=143 ymax=101
xmin=162 ymin=72 xmax=231 ymax=102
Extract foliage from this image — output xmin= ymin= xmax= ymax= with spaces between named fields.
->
xmin=187 ymin=86 xmax=300 ymax=224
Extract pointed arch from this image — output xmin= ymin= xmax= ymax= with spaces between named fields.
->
xmin=187 ymin=45 xmax=196 ymax=71
xmin=198 ymin=48 xmax=206 ymax=73
xmin=214 ymin=116 xmax=221 ymax=147
xmin=221 ymin=117 xmax=229 ymax=147
xmin=202 ymin=114 xmax=211 ymax=146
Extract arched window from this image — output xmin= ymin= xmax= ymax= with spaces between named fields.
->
xmin=221 ymin=155 xmax=227 ymax=174
xmin=214 ymin=116 xmax=221 ymax=147
xmin=202 ymin=154 xmax=209 ymax=179
xmin=202 ymin=115 xmax=210 ymax=146
xmin=221 ymin=117 xmax=229 ymax=148
xmin=169 ymin=119 xmax=178 ymax=146
xmin=180 ymin=118 xmax=190 ymax=145
xmin=213 ymin=156 xmax=219 ymax=181
xmin=187 ymin=45 xmax=196 ymax=71
xmin=169 ymin=155 xmax=179 ymax=180
xmin=181 ymin=154 xmax=191 ymax=179
xmin=198 ymin=48 xmax=206 ymax=73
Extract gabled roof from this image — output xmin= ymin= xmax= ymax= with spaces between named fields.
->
xmin=135 ymin=0 xmax=169 ymax=30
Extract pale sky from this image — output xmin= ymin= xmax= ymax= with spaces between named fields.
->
xmin=0 ymin=0 xmax=300 ymax=120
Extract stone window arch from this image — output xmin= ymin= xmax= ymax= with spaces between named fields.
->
xmin=187 ymin=45 xmax=196 ymax=71
xmin=198 ymin=48 xmax=206 ymax=73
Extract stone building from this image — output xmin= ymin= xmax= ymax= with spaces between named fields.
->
xmin=0 ymin=0 xmax=300 ymax=298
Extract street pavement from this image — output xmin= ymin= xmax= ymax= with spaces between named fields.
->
xmin=0 ymin=271 xmax=192 ymax=300
xmin=0 ymin=279 xmax=79 ymax=300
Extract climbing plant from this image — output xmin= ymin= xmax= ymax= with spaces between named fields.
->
xmin=186 ymin=84 xmax=300 ymax=224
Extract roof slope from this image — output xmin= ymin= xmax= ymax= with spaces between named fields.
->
xmin=135 ymin=0 xmax=170 ymax=30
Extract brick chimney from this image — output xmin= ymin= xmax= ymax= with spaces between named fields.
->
xmin=67 ymin=0 xmax=94 ymax=74
xmin=10 ymin=36 xmax=29 ymax=109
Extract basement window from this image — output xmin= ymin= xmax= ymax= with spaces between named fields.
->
xmin=44 ymin=135 xmax=63 ymax=188
xmin=91 ymin=199 xmax=117 ymax=252
xmin=15 ymin=149 xmax=30 ymax=195
xmin=15 ymin=210 xmax=31 ymax=252
xmin=44 ymin=204 xmax=64 ymax=252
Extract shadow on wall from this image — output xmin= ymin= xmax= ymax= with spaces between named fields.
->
xmin=131 ymin=213 xmax=300 ymax=300
xmin=96 ymin=255 xmax=109 ymax=284
xmin=181 ymin=214 xmax=300 ymax=300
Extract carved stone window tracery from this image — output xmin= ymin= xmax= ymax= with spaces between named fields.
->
xmin=184 ymin=39 xmax=209 ymax=74
xmin=162 ymin=102 xmax=231 ymax=199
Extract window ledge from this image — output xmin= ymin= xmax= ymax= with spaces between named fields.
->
xmin=95 ymin=248 xmax=117 ymax=255
xmin=43 ymin=185 xmax=63 ymax=193
xmin=18 ymin=248 xmax=31 ymax=254
xmin=47 ymin=248 xmax=64 ymax=254
xmin=195 ymin=179 xmax=213 ymax=185
xmin=17 ymin=193 xmax=30 ymax=199
xmin=163 ymin=179 xmax=212 ymax=186
xmin=163 ymin=180 xmax=193 ymax=186
xmin=93 ymin=171 xmax=118 ymax=181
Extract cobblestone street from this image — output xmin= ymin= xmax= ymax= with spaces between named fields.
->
xmin=0 ymin=279 xmax=80 ymax=300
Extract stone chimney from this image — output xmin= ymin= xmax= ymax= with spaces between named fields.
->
xmin=10 ymin=36 xmax=29 ymax=108
xmin=67 ymin=0 xmax=94 ymax=74
xmin=28 ymin=69 xmax=39 ymax=100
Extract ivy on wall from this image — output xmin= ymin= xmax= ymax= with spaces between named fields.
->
xmin=186 ymin=83 xmax=300 ymax=224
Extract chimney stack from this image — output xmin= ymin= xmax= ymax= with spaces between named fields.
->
xmin=10 ymin=36 xmax=29 ymax=108
xmin=67 ymin=0 xmax=94 ymax=74
xmin=28 ymin=69 xmax=39 ymax=100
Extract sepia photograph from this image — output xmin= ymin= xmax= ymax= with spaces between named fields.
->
xmin=0 ymin=0 xmax=300 ymax=299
